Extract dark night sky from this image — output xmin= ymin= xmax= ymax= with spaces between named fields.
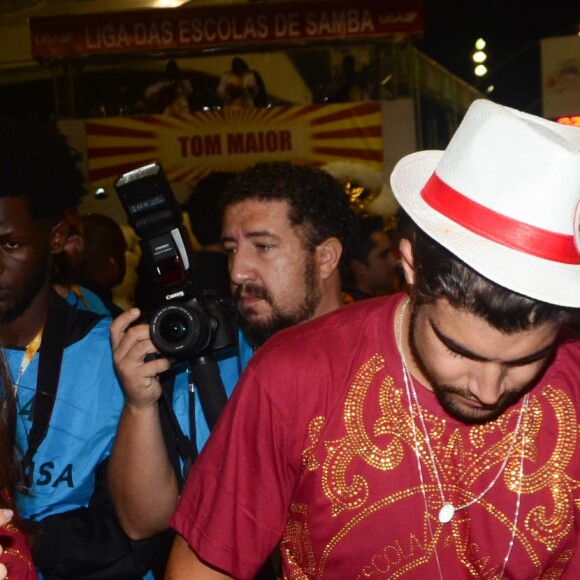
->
xmin=417 ymin=0 xmax=579 ymax=115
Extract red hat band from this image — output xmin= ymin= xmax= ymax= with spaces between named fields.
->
xmin=421 ymin=172 xmax=580 ymax=266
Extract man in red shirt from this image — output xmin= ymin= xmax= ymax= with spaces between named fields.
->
xmin=166 ymin=100 xmax=580 ymax=578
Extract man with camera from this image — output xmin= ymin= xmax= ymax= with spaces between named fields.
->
xmin=108 ymin=161 xmax=356 ymax=567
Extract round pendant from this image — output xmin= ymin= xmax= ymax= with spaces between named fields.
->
xmin=438 ymin=503 xmax=455 ymax=523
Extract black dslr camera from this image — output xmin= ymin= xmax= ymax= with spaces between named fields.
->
xmin=114 ymin=162 xmax=237 ymax=361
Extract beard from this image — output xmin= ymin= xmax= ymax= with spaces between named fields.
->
xmin=407 ymin=303 xmax=531 ymax=425
xmin=234 ymin=256 xmax=322 ymax=348
xmin=0 ymin=256 xmax=50 ymax=324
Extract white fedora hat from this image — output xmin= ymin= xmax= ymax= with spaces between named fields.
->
xmin=390 ymin=99 xmax=580 ymax=307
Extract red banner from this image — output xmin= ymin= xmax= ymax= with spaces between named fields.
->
xmin=29 ymin=0 xmax=423 ymax=60
xmin=83 ymin=102 xmax=384 ymax=187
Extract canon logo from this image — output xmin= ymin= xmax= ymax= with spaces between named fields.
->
xmin=165 ymin=291 xmax=185 ymax=300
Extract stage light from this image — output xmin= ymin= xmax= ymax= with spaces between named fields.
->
xmin=472 ymin=38 xmax=488 ymax=78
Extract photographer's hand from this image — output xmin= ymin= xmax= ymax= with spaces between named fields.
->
xmin=110 ymin=308 xmax=171 ymax=409
xmin=108 ymin=309 xmax=179 ymax=539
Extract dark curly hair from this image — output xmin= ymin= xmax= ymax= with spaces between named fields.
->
xmin=0 ymin=117 xmax=86 ymax=223
xmin=223 ymin=161 xmax=356 ymax=270
xmin=409 ymin=222 xmax=579 ymax=332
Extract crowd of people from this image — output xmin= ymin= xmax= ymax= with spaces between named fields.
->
xmin=140 ymin=53 xmax=370 ymax=116
xmin=141 ymin=57 xmax=269 ymax=115
xmin=0 ymin=97 xmax=579 ymax=579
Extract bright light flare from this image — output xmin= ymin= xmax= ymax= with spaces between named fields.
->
xmin=474 ymin=64 xmax=488 ymax=77
xmin=472 ymin=50 xmax=487 ymax=64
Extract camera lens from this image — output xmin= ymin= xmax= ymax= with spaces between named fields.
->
xmin=150 ymin=302 xmax=212 ymax=358
xmin=159 ymin=313 xmax=189 ymax=344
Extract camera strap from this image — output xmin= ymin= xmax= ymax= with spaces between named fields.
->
xmin=158 ymin=356 xmax=228 ymax=485
xmin=159 ymin=376 xmax=197 ymax=486
xmin=21 ymin=294 xmax=73 ymax=485
xmin=189 ymin=355 xmax=228 ymax=430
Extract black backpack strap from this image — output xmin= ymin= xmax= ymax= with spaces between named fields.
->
xmin=22 ymin=295 xmax=73 ymax=484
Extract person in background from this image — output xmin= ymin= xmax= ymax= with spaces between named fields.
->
xmin=144 ymin=60 xmax=192 ymax=115
xmin=108 ymin=161 xmax=356 ymax=573
xmin=320 ymin=54 xmax=365 ymax=103
xmin=342 ymin=213 xmax=397 ymax=303
xmin=111 ymin=225 xmax=141 ymax=311
xmin=66 ymin=213 xmax=127 ymax=317
xmin=165 ymin=100 xmax=580 ymax=578
xmin=52 ymin=207 xmax=116 ymax=316
xmin=216 ymin=57 xmax=267 ymax=108
xmin=54 ymin=207 xmax=85 ymax=276
xmin=186 ymin=172 xmax=235 ymax=298
xmin=0 ymin=117 xmax=160 ymax=579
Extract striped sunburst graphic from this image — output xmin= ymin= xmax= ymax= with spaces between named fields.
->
xmin=86 ymin=102 xmax=384 ymax=188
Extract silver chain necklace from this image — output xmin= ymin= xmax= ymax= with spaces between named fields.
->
xmin=396 ymin=298 xmax=528 ymax=578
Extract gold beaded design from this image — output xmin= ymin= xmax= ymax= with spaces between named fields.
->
xmin=284 ymin=503 xmax=316 ymax=577
xmin=282 ymin=356 xmax=580 ymax=578
xmin=0 ymin=520 xmax=35 ymax=577
xmin=523 ymin=386 xmax=577 ymax=553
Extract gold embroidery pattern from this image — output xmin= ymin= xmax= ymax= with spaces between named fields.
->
xmin=320 ymin=354 xmax=411 ymax=516
xmin=4 ymin=547 xmax=35 ymax=570
xmin=283 ymin=503 xmax=316 ymax=578
xmin=342 ymin=507 xmax=442 ymax=578
xmin=523 ymin=387 xmax=579 ymax=552
xmin=302 ymin=416 xmax=325 ymax=472
xmin=284 ymin=356 xmax=580 ymax=577
xmin=0 ymin=526 xmax=35 ymax=577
